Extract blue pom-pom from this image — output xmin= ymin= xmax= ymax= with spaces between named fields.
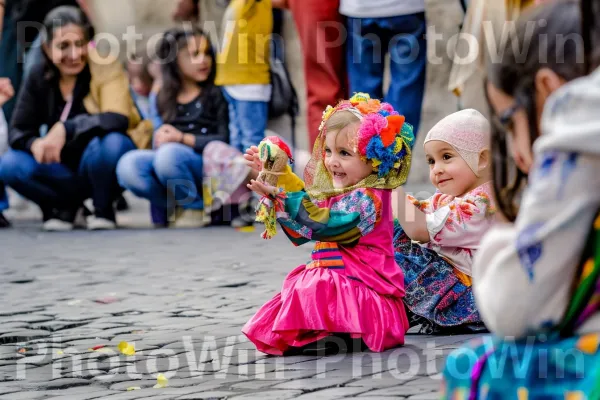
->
xmin=378 ymin=110 xmax=391 ymax=117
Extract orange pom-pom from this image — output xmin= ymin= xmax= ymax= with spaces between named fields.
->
xmin=356 ymin=99 xmax=381 ymax=115
xmin=379 ymin=115 xmax=405 ymax=147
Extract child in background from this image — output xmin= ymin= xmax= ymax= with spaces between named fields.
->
xmin=216 ymin=0 xmax=272 ymax=152
xmin=126 ymin=52 xmax=154 ymax=122
xmin=394 ymin=109 xmax=495 ymax=334
xmin=117 ymin=27 xmax=252 ymax=228
xmin=243 ymin=93 xmax=413 ymax=355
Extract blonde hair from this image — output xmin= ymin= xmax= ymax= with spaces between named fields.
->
xmin=324 ymin=110 xmax=361 ymax=149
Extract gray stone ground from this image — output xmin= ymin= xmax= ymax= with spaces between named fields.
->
xmin=0 ymin=192 xmax=478 ymax=400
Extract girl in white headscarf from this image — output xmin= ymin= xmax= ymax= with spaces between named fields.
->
xmin=393 ymin=108 xmax=495 ymax=334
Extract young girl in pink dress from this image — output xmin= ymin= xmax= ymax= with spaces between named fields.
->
xmin=242 ymin=93 xmax=414 ymax=355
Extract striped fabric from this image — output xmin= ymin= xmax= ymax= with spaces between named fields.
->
xmin=306 ymin=242 xmax=345 ymax=270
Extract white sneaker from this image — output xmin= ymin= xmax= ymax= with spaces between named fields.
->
xmin=42 ymin=219 xmax=74 ymax=232
xmin=87 ymin=216 xmax=117 ymax=230
xmin=172 ymin=209 xmax=211 ymax=228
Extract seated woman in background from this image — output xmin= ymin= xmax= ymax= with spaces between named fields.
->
xmin=117 ymin=27 xmax=254 ymax=228
xmin=0 ymin=6 xmax=147 ymax=231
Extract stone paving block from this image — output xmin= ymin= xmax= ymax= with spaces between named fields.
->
xmin=228 ymin=390 xmax=304 ymax=400
xmin=0 ymin=330 xmax=51 ymax=344
xmin=229 ymin=379 xmax=280 ymax=390
xmin=294 ymin=387 xmax=370 ymax=399
xmin=272 ymin=377 xmax=351 ymax=391
xmin=109 ymin=379 xmax=159 ymax=391
xmin=358 ymin=385 xmax=434 ymax=397
xmin=0 ymin=391 xmax=48 ymax=400
xmin=175 ymin=391 xmax=241 ymax=399
xmin=406 ymin=393 xmax=442 ymax=400
xmin=45 ymin=390 xmax=124 ymax=400
xmin=346 ymin=374 xmax=416 ymax=389
xmin=0 ymin=386 xmax=20 ymax=396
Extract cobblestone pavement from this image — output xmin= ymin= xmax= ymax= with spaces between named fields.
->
xmin=0 ymin=194 xmax=478 ymax=400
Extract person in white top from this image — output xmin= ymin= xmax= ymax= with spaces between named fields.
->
xmin=442 ymin=2 xmax=600 ymax=397
xmin=340 ymin=0 xmax=426 ymax=135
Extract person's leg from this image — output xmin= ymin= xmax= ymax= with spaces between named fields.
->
xmin=116 ymin=150 xmax=168 ymax=208
xmin=235 ymin=100 xmax=268 ymax=152
xmin=384 ymin=13 xmax=427 ymax=136
xmin=79 ymin=133 xmax=136 ymax=224
xmin=346 ymin=17 xmax=386 ymax=100
xmin=0 ymin=175 xmax=9 ymax=228
xmin=0 ymin=149 xmax=80 ymax=220
xmin=152 ymin=143 xmax=204 ymax=210
xmin=222 ymin=90 xmax=243 ymax=152
xmin=289 ymin=0 xmax=347 ymax=147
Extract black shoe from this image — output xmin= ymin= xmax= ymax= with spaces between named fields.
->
xmin=0 ymin=212 xmax=11 ymax=228
xmin=115 ymin=195 xmax=129 ymax=211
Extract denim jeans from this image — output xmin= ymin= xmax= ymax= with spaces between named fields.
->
xmin=346 ymin=13 xmax=427 ymax=135
xmin=222 ymin=90 xmax=268 ymax=153
xmin=0 ymin=132 xmax=135 ymax=221
xmin=116 ymin=143 xmax=204 ymax=211
xmin=0 ymin=184 xmax=7 ymax=212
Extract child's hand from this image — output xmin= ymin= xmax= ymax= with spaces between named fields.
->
xmin=0 ymin=78 xmax=15 ymax=107
xmin=154 ymin=124 xmax=184 ymax=147
xmin=247 ymin=179 xmax=277 ymax=198
xmin=244 ymin=146 xmax=262 ymax=180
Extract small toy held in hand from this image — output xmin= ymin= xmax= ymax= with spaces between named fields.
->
xmin=256 ymin=136 xmax=294 ymax=186
xmin=255 ymin=136 xmax=294 ymax=239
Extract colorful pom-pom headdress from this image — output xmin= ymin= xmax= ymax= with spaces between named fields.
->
xmin=305 ymin=93 xmax=415 ymax=200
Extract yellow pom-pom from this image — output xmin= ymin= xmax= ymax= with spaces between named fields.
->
xmin=349 ymin=92 xmax=371 ymax=103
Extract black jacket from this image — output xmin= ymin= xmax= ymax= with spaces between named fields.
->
xmin=157 ymin=85 xmax=229 ymax=154
xmin=9 ymin=62 xmax=129 ymax=169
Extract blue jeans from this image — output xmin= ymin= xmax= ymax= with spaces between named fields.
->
xmin=116 ymin=143 xmax=204 ymax=211
xmin=222 ymin=90 xmax=268 ymax=152
xmin=347 ymin=13 xmax=427 ymax=135
xmin=0 ymin=133 xmax=135 ymax=221
xmin=0 ymin=184 xmax=7 ymax=212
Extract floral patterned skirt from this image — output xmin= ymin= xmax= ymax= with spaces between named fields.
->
xmin=393 ymin=221 xmax=481 ymax=327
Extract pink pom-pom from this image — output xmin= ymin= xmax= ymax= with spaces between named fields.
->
xmin=380 ymin=103 xmax=394 ymax=113
xmin=357 ymin=113 xmax=387 ymax=155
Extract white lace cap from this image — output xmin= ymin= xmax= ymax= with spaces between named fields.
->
xmin=424 ymin=109 xmax=491 ymax=176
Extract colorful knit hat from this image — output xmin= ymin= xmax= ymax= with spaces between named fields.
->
xmin=424 ymin=109 xmax=491 ymax=176
xmin=305 ymin=93 xmax=415 ymax=199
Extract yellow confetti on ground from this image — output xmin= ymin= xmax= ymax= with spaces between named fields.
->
xmin=127 ymin=386 xmax=141 ymax=391
xmin=153 ymin=373 xmax=168 ymax=388
xmin=56 ymin=350 xmax=64 ymax=355
xmin=236 ymin=226 xmax=256 ymax=233
xmin=117 ymin=341 xmax=135 ymax=356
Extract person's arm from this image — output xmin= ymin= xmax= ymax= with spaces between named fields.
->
xmin=395 ymin=187 xmax=430 ymax=243
xmin=148 ymin=92 xmax=163 ymax=133
xmin=192 ymin=88 xmax=229 ymax=153
xmin=9 ymin=72 xmax=43 ymax=152
xmin=277 ymin=188 xmax=383 ymax=247
xmin=0 ymin=0 xmax=5 ymax=42
xmin=172 ymin=0 xmax=199 ymax=21
xmin=271 ymin=0 xmax=289 ymax=8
